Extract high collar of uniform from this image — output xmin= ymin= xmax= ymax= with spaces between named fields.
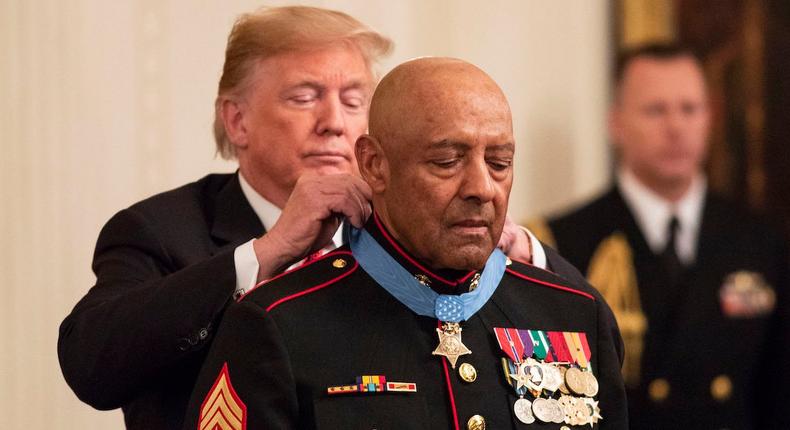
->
xmin=364 ymin=212 xmax=479 ymax=295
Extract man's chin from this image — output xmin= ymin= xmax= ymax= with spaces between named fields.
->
xmin=437 ymin=244 xmax=496 ymax=271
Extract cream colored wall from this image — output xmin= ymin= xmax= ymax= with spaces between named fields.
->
xmin=0 ymin=1 xmax=610 ymax=428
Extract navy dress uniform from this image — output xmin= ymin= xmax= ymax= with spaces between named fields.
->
xmin=535 ymin=186 xmax=790 ymax=429
xmin=181 ymin=215 xmax=628 ymax=429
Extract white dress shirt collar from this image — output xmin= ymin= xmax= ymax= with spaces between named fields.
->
xmin=617 ymin=168 xmax=706 ymax=264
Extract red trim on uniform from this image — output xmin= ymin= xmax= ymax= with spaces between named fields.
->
xmin=506 ymin=268 xmax=595 ymax=301
xmin=439 ymin=322 xmax=461 ymax=430
xmin=509 ymin=256 xmax=559 ymax=276
xmin=456 ymin=270 xmax=478 ymax=283
xmin=239 ymin=250 xmax=354 ymax=301
xmin=265 ymin=258 xmax=359 ymax=312
xmin=373 ymin=213 xmax=475 ymax=286
xmin=441 ymin=357 xmax=461 ymax=430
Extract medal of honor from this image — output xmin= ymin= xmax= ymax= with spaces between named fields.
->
xmin=348 ymin=226 xmax=506 ymax=369
xmin=432 ymin=322 xmax=471 ymax=368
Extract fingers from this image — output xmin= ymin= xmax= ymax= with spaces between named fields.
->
xmin=497 ymin=215 xmax=519 ymax=252
xmin=497 ymin=228 xmax=514 ymax=251
xmin=304 ymin=174 xmax=372 ymax=227
xmin=329 ymin=192 xmax=370 ymax=228
xmin=500 ymin=223 xmax=533 ymax=262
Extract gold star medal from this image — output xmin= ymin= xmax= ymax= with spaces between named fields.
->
xmin=432 ymin=322 xmax=471 ymax=368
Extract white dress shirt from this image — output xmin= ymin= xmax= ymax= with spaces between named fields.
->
xmin=232 ymin=172 xmax=547 ymax=295
xmin=617 ymin=168 xmax=706 ymax=265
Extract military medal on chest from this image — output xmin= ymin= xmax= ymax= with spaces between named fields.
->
xmin=495 ymin=327 xmax=537 ymax=424
xmin=432 ymin=321 xmax=472 ymax=368
xmin=495 ymin=327 xmax=603 ymax=427
xmin=347 ymin=226 xmax=507 ymax=385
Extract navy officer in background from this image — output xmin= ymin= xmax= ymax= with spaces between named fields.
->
xmin=533 ymin=44 xmax=790 ymax=429
xmin=181 ymin=57 xmax=628 ymax=430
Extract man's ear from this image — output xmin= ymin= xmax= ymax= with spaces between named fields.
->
xmin=355 ymin=134 xmax=388 ymax=194
xmin=219 ymin=97 xmax=249 ymax=150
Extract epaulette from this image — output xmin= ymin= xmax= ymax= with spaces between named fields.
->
xmin=504 ymin=258 xmax=596 ymax=302
xmin=239 ymin=248 xmax=359 ymax=313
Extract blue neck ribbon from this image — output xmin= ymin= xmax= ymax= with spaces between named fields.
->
xmin=348 ymin=226 xmax=506 ymax=322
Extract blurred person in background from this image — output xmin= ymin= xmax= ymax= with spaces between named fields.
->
xmin=531 ymin=43 xmax=790 ymax=429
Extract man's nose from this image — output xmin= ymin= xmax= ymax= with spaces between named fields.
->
xmin=666 ymin=108 xmax=685 ymax=136
xmin=315 ymin=97 xmax=345 ymax=137
xmin=459 ymin=159 xmax=496 ymax=203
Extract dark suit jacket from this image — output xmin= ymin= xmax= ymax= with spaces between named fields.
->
xmin=548 ymin=187 xmax=790 ymax=429
xmin=180 ymin=219 xmax=629 ymax=429
xmin=58 ymin=173 xmax=264 ymax=429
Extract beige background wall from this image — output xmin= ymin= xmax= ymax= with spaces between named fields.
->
xmin=0 ymin=1 xmax=611 ymax=428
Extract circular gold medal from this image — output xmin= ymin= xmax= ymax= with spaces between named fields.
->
xmin=583 ymin=371 xmax=599 ymax=397
xmin=558 ymin=365 xmax=571 ymax=394
xmin=564 ymin=367 xmax=587 ymax=396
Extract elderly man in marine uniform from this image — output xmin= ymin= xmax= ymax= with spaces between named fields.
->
xmin=533 ymin=44 xmax=790 ymax=429
xmin=181 ymin=58 xmax=628 ymax=430
xmin=57 ymin=6 xmax=539 ymax=429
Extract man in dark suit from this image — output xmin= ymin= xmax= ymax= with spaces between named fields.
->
xmin=536 ymin=44 xmax=789 ymax=429
xmin=181 ymin=57 xmax=628 ymax=430
xmin=57 ymin=6 xmax=541 ymax=429
xmin=57 ymin=6 xmax=391 ymax=429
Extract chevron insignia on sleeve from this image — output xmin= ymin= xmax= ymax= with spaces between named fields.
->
xmin=198 ymin=362 xmax=247 ymax=430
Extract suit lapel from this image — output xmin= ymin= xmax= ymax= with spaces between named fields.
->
xmin=210 ymin=173 xmax=266 ymax=250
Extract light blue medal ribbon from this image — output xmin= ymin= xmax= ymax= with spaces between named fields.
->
xmin=348 ymin=226 xmax=506 ymax=322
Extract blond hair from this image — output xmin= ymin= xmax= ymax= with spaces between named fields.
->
xmin=214 ymin=6 xmax=393 ymax=159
